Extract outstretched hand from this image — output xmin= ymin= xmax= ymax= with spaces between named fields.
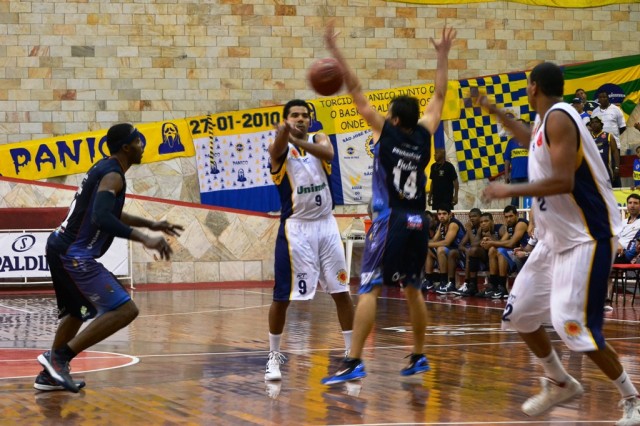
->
xmin=430 ymin=26 xmax=457 ymax=56
xmin=149 ymin=220 xmax=184 ymax=237
xmin=144 ymin=235 xmax=173 ymax=260
xmin=482 ymin=182 xmax=511 ymax=202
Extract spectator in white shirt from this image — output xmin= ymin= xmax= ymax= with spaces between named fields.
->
xmin=590 ymin=91 xmax=626 ymax=150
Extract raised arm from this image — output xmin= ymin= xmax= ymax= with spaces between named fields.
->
xmin=324 ymin=23 xmax=385 ymax=138
xmin=418 ymin=26 xmax=456 ymax=135
xmin=479 ymin=96 xmax=532 ymax=148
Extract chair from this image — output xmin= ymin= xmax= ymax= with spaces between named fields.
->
xmin=610 ymin=264 xmax=640 ymax=306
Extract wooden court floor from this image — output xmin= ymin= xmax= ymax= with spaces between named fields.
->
xmin=1 ymin=284 xmax=639 ymax=425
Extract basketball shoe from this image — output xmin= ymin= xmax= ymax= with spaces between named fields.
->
xmin=521 ymin=376 xmax=583 ymax=416
xmin=37 ymin=350 xmax=79 ymax=393
xmin=265 ymin=351 xmax=286 ymax=381
xmin=401 ymin=353 xmax=431 ymax=376
xmin=321 ymin=358 xmax=366 ymax=385
xmin=34 ymin=367 xmax=86 ymax=392
xmin=617 ymin=396 xmax=640 ymax=426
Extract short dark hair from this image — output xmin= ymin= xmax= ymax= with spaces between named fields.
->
xmin=283 ymin=99 xmax=310 ymax=119
xmin=106 ymin=123 xmax=137 ymax=155
xmin=480 ymin=212 xmax=494 ymax=221
xmin=436 ymin=205 xmax=452 ymax=214
xmin=503 ymin=205 xmax=518 ymax=215
xmin=389 ymin=95 xmax=420 ymax=128
xmin=529 ymin=62 xmax=564 ymax=98
xmin=627 ymin=193 xmax=640 ymax=203
xmin=469 ymin=208 xmax=482 ymax=215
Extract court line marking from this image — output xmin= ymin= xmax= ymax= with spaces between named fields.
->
xmin=330 ymin=421 xmax=614 ymax=425
xmin=0 ymin=349 xmax=139 ymax=380
xmin=130 ymin=334 xmax=640 ymax=359
xmin=0 ymin=303 xmax=34 ymax=314
xmin=137 ymin=303 xmax=271 ymax=318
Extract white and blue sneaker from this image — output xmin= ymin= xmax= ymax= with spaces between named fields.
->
xmin=322 ymin=358 xmax=367 ymax=385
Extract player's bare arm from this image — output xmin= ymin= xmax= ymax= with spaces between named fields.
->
xmin=430 ymin=222 xmax=459 ymax=248
xmin=479 ymin=96 xmax=532 ymax=149
xmin=289 ymin=132 xmax=334 ymax=162
xmin=121 ymin=212 xmax=183 ymax=238
xmin=269 ymin=122 xmax=292 ymax=170
xmin=325 ymin=23 xmax=385 ymax=140
xmin=483 ymin=111 xmax=577 ymax=201
xmin=418 ymin=26 xmax=456 ymax=135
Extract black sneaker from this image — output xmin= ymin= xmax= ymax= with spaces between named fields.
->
xmin=477 ymin=285 xmax=496 ymax=298
xmin=436 ymin=282 xmax=456 ymax=295
xmin=459 ymin=284 xmax=478 ymax=297
xmin=453 ymin=282 xmax=468 ymax=296
xmin=421 ymin=278 xmax=434 ymax=292
xmin=34 ymin=368 xmax=86 ymax=392
xmin=491 ymin=285 xmax=508 ymax=299
xmin=37 ymin=351 xmax=79 ymax=393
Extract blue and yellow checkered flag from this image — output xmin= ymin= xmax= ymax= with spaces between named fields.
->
xmin=452 ymin=72 xmax=533 ymax=182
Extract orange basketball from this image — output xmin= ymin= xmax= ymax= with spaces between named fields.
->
xmin=307 ymin=58 xmax=344 ymax=96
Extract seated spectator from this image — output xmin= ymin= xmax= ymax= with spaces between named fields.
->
xmin=424 ymin=206 xmax=466 ymax=294
xmin=463 ymin=212 xmax=501 ymax=297
xmin=571 ymin=97 xmax=591 ymax=127
xmin=513 ymin=215 xmax=537 ymax=272
xmin=590 ymin=116 xmax=619 ymax=184
xmin=480 ymin=205 xmax=528 ymax=299
xmin=455 ymin=208 xmax=482 ymax=296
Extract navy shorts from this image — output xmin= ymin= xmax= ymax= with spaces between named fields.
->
xmin=47 ymin=246 xmax=131 ymax=320
xmin=359 ymin=209 xmax=429 ymax=294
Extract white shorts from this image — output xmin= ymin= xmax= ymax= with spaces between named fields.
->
xmin=273 ymin=215 xmax=349 ymax=301
xmin=501 ymin=238 xmax=615 ymax=352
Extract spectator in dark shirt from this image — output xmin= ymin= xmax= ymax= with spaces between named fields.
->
xmin=503 ymin=119 xmax=530 ymax=207
xmin=428 ymin=148 xmax=459 ymax=211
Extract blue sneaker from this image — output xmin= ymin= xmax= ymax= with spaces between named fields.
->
xmin=322 ymin=358 xmax=367 ymax=385
xmin=400 ymin=353 xmax=430 ymax=376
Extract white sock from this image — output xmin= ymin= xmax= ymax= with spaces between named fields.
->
xmin=342 ymin=330 xmax=353 ymax=354
xmin=614 ymin=371 xmax=639 ymax=398
xmin=539 ymin=350 xmax=569 ymax=384
xmin=269 ymin=333 xmax=282 ymax=353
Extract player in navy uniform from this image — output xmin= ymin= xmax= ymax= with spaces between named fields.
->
xmin=322 ymin=23 xmax=456 ymax=384
xmin=35 ymin=123 xmax=183 ymax=392
xmin=425 ymin=206 xmax=467 ymax=294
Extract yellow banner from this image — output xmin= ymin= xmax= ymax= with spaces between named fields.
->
xmin=186 ymin=106 xmax=284 ymax=139
xmin=0 ymin=119 xmax=195 ymax=180
xmin=614 ymin=188 xmax=640 ymax=208
xmin=387 ymin=0 xmax=639 ymax=7
xmin=309 ymin=81 xmax=460 ymax=136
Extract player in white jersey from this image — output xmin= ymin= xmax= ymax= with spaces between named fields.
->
xmin=482 ymin=62 xmax=640 ymax=426
xmin=264 ymin=99 xmax=354 ymax=383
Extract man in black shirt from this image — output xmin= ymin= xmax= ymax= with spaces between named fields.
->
xmin=428 ymin=148 xmax=459 ymax=211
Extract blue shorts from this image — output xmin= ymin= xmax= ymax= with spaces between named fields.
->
xmin=47 ymin=246 xmax=131 ymax=320
xmin=498 ymin=247 xmax=518 ymax=273
xmin=359 ymin=209 xmax=429 ymax=294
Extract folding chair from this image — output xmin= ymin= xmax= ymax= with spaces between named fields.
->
xmin=610 ymin=264 xmax=640 ymax=307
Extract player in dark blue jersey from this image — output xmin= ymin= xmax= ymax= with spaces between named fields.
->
xmin=35 ymin=123 xmax=183 ymax=393
xmin=322 ymin=23 xmax=456 ymax=385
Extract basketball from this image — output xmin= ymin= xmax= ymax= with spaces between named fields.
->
xmin=307 ymin=58 xmax=344 ymax=96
